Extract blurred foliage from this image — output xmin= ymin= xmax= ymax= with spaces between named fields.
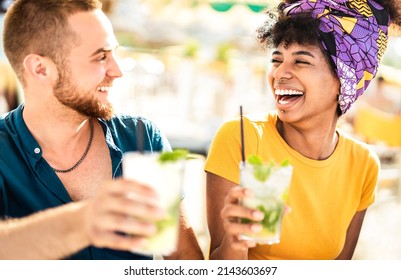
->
xmin=215 ymin=42 xmax=234 ymax=63
xmin=182 ymin=40 xmax=200 ymax=58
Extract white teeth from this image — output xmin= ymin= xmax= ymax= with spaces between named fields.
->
xmin=275 ymin=89 xmax=303 ymax=96
xmin=278 ymin=99 xmax=290 ymax=105
xmin=97 ymin=86 xmax=110 ymax=92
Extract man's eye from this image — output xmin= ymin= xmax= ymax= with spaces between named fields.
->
xmin=97 ymin=54 xmax=107 ymax=62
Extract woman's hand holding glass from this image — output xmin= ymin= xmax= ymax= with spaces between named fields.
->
xmin=220 ymin=185 xmax=265 ymax=251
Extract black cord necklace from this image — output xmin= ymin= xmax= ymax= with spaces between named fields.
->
xmin=52 ymin=118 xmax=94 ymax=173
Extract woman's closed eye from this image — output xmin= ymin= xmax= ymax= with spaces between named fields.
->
xmin=295 ymin=59 xmax=311 ymax=65
xmin=270 ymin=58 xmax=312 ymax=65
xmin=270 ymin=58 xmax=282 ymax=64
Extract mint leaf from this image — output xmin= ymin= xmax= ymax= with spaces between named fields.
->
xmin=253 ymin=164 xmax=272 ymax=182
xmin=246 ymin=155 xmax=290 ymax=182
xmin=186 ymin=153 xmax=203 ymax=160
xmin=280 ymin=158 xmax=290 ymax=167
xmin=156 ymin=198 xmax=180 ymax=231
xmin=158 ymin=149 xmax=188 ymax=163
xmin=247 ymin=154 xmax=263 ymax=166
xmin=258 ymin=205 xmax=284 ymax=233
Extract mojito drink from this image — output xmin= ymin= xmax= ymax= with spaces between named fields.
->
xmin=123 ymin=151 xmax=185 ymax=255
xmin=240 ymin=155 xmax=293 ymax=244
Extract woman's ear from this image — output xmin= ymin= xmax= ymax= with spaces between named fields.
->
xmin=23 ymin=54 xmax=57 ymax=82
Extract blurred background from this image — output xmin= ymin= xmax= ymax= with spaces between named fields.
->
xmin=1 ymin=0 xmax=401 ymax=259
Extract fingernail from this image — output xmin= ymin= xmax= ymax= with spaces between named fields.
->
xmin=132 ymin=238 xmax=148 ymax=250
xmin=147 ymin=223 xmax=158 ymax=235
xmin=251 ymin=224 xmax=262 ymax=232
xmin=253 ymin=210 xmax=264 ymax=220
xmin=125 ymin=192 xmax=137 ymax=200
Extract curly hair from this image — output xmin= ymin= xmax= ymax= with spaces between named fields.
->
xmin=381 ymin=0 xmax=401 ymax=27
xmin=256 ymin=8 xmax=336 ymax=74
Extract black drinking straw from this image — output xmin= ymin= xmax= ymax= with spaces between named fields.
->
xmin=240 ymin=105 xmax=245 ymax=164
xmin=137 ymin=119 xmax=145 ymax=153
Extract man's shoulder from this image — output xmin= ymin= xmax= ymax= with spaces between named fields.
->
xmin=0 ymin=108 xmax=18 ymax=133
xmin=0 ymin=113 xmax=6 ymax=131
xmin=105 ymin=114 xmax=159 ymax=131
xmin=104 ymin=114 xmax=169 ymax=151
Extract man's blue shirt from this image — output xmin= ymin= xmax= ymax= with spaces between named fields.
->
xmin=0 ymin=104 xmax=171 ymax=259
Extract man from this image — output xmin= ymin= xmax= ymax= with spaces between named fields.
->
xmin=0 ymin=0 xmax=203 ymax=260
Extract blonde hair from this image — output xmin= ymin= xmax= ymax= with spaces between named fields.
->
xmin=2 ymin=0 xmax=102 ymax=86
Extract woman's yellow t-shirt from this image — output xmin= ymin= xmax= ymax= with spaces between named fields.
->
xmin=204 ymin=112 xmax=379 ymax=260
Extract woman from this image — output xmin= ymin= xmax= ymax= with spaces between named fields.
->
xmin=204 ymin=0 xmax=401 ymax=260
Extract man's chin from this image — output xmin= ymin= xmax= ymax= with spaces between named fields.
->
xmin=96 ymin=103 xmax=114 ymax=120
xmin=78 ymin=102 xmax=114 ymax=120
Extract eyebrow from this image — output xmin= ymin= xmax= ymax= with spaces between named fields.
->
xmin=90 ymin=45 xmax=119 ymax=57
xmin=272 ymin=50 xmax=316 ymax=58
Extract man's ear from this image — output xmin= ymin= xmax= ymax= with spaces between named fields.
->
xmin=23 ymin=54 xmax=57 ymax=81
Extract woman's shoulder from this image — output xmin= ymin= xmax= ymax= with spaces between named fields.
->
xmin=245 ymin=111 xmax=276 ymax=123
xmin=213 ymin=112 xmax=276 ymax=139
xmin=337 ymin=128 xmax=380 ymax=164
xmin=220 ymin=111 xmax=276 ymax=127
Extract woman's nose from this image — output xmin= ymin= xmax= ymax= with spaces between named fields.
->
xmin=273 ymin=62 xmax=292 ymax=82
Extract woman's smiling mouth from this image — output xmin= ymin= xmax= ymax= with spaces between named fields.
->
xmin=275 ymin=89 xmax=304 ymax=105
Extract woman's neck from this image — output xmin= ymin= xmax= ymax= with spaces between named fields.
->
xmin=276 ymin=118 xmax=339 ymax=160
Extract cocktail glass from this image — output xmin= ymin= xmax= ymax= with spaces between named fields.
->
xmin=240 ymin=160 xmax=293 ymax=245
xmin=122 ymin=151 xmax=184 ymax=256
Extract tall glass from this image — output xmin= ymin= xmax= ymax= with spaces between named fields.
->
xmin=122 ymin=152 xmax=184 ymax=256
xmin=240 ymin=161 xmax=293 ymax=245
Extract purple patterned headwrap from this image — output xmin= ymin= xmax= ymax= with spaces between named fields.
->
xmin=280 ymin=0 xmax=390 ymax=114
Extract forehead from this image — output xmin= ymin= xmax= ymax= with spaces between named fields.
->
xmin=67 ymin=9 xmax=118 ymax=55
xmin=274 ymin=42 xmax=324 ymax=57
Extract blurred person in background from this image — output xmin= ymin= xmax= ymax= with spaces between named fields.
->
xmin=0 ymin=0 xmax=202 ymax=260
xmin=1 ymin=0 xmax=20 ymax=114
xmin=0 ymin=61 xmax=19 ymax=114
xmin=360 ymin=76 xmax=401 ymax=115
xmin=205 ymin=0 xmax=401 ymax=260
